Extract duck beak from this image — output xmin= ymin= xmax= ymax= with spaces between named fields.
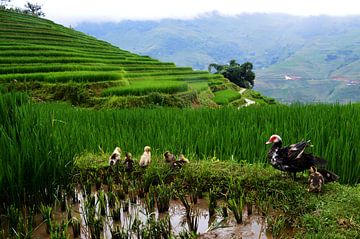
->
xmin=265 ymin=140 xmax=272 ymax=144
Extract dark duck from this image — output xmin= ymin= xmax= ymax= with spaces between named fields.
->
xmin=266 ymin=134 xmax=339 ymax=181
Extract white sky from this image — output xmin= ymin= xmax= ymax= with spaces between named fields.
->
xmin=9 ymin=0 xmax=360 ymax=26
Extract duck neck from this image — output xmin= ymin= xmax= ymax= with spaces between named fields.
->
xmin=272 ymin=141 xmax=282 ymax=149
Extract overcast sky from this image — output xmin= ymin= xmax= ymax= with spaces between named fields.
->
xmin=10 ymin=0 xmax=360 ymax=26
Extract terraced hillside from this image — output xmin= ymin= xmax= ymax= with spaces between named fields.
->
xmin=0 ymin=9 xmax=269 ymax=108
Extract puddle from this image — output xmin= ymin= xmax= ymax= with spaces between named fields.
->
xmin=77 ymin=189 xmax=269 ymax=238
xmin=32 ymin=187 xmax=270 ymax=238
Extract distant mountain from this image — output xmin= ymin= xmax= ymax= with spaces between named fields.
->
xmin=76 ymin=13 xmax=360 ymax=103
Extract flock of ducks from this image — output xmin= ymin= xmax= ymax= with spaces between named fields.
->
xmin=108 ymin=134 xmax=338 ymax=193
xmin=108 ymin=146 xmax=189 ymax=171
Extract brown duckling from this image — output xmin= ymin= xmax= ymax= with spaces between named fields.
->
xmin=124 ymin=152 xmax=134 ymax=172
xmin=164 ymin=151 xmax=176 ymax=164
xmin=308 ymin=166 xmax=324 ymax=192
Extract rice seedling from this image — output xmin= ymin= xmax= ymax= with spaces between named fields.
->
xmin=97 ymin=190 xmax=107 ymax=216
xmin=156 ymin=184 xmax=172 ymax=213
xmin=50 ymin=220 xmax=69 ymax=239
xmin=111 ymin=205 xmax=121 ymax=221
xmin=128 ymin=187 xmax=137 ymax=204
xmin=70 ymin=217 xmax=81 ymax=238
xmin=39 ymin=204 xmax=53 ymax=234
xmin=208 ymin=187 xmax=218 ymax=217
xmin=144 ymin=185 xmax=156 ymax=216
xmin=107 ymin=191 xmax=117 ymax=208
xmin=226 ymin=177 xmax=244 ymax=224
xmin=111 ymin=225 xmax=128 ymax=239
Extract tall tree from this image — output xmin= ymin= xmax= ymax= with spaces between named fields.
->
xmin=208 ymin=60 xmax=255 ymax=89
xmin=24 ymin=2 xmax=45 ymax=16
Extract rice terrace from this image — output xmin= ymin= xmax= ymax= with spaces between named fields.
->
xmin=0 ymin=6 xmax=360 ymax=239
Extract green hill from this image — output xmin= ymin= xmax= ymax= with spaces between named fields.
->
xmin=76 ymin=14 xmax=360 ymax=103
xmin=0 ymin=9 xmax=272 ymax=108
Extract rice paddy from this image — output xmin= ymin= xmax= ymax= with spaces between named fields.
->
xmin=0 ymin=9 xmax=253 ymax=108
xmin=1 ymin=8 xmax=360 ymax=239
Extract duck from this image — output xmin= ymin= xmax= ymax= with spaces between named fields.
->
xmin=124 ymin=152 xmax=134 ymax=172
xmin=139 ymin=146 xmax=151 ymax=168
xmin=109 ymin=147 xmax=121 ymax=166
xmin=172 ymin=154 xmax=190 ymax=169
xmin=164 ymin=151 xmax=176 ymax=164
xmin=178 ymin=154 xmax=189 ymax=165
xmin=308 ymin=166 xmax=324 ymax=192
xmin=265 ymin=134 xmax=338 ymax=181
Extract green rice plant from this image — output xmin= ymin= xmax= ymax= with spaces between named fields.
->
xmin=111 ymin=205 xmax=121 ymax=221
xmin=144 ymin=186 xmax=156 ymax=216
xmin=97 ymin=189 xmax=107 ymax=216
xmin=0 ymin=71 xmax=123 ymax=83
xmin=156 ymin=183 xmax=172 ymax=213
xmin=39 ymin=204 xmax=53 ymax=234
xmin=227 ymin=198 xmax=243 ymax=224
xmin=208 ymin=187 xmax=218 ymax=217
xmin=212 ymin=89 xmax=241 ymax=105
xmin=101 ymin=80 xmax=188 ymax=96
xmin=107 ymin=191 xmax=117 ymax=208
xmin=226 ymin=177 xmax=244 ymax=224
xmin=128 ymin=187 xmax=137 ymax=204
xmin=111 ymin=225 xmax=128 ymax=239
xmin=70 ymin=217 xmax=80 ymax=238
xmin=50 ymin=220 xmax=69 ymax=239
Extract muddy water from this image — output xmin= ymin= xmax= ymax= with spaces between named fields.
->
xmin=76 ymin=190 xmax=270 ymax=239
xmin=32 ymin=188 xmax=270 ymax=238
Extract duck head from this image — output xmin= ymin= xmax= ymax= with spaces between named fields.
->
xmin=144 ymin=146 xmax=151 ymax=153
xmin=265 ymin=134 xmax=282 ymax=145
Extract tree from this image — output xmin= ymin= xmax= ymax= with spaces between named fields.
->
xmin=0 ymin=0 xmax=11 ymax=8
xmin=24 ymin=2 xmax=44 ymax=16
xmin=208 ymin=60 xmax=255 ymax=89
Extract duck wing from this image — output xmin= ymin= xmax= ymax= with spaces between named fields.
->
xmin=287 ymin=140 xmax=311 ymax=160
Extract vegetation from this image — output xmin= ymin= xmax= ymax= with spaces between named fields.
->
xmin=76 ymin=14 xmax=360 ymax=103
xmin=209 ymin=59 xmax=255 ymax=88
xmin=0 ymin=93 xmax=359 ymax=212
xmin=0 ymin=9 xmax=272 ymax=108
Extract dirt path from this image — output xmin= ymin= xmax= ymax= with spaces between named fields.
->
xmin=239 ymin=89 xmax=255 ymax=108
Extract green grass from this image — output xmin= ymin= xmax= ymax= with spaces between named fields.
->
xmin=101 ymin=80 xmax=188 ymax=96
xmin=213 ymin=89 xmax=241 ymax=105
xmin=0 ymin=71 xmax=124 ymax=83
xmin=0 ymin=9 xmax=259 ymax=108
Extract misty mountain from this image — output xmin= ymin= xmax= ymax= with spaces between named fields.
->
xmin=76 ymin=13 xmax=360 ymax=103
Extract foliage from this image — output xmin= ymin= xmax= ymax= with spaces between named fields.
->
xmin=212 ymin=89 xmax=241 ymax=105
xmin=23 ymin=2 xmax=44 ymax=16
xmin=209 ymin=59 xmax=255 ymax=88
xmin=0 ymin=9 xmax=258 ymax=108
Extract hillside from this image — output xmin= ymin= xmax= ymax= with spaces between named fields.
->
xmin=0 ymin=10 xmax=273 ymax=108
xmin=76 ymin=13 xmax=360 ymax=103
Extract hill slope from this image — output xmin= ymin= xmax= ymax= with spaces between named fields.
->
xmin=76 ymin=13 xmax=360 ymax=103
xmin=0 ymin=10 xmax=272 ymax=108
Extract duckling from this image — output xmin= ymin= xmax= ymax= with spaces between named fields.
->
xmin=124 ymin=152 xmax=134 ymax=172
xmin=172 ymin=154 xmax=189 ymax=169
xmin=178 ymin=154 xmax=189 ymax=164
xmin=164 ymin=151 xmax=176 ymax=164
xmin=308 ymin=166 xmax=324 ymax=192
xmin=109 ymin=147 xmax=121 ymax=166
xmin=139 ymin=146 xmax=151 ymax=168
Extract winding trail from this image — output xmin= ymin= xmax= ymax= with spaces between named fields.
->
xmin=238 ymin=88 xmax=255 ymax=108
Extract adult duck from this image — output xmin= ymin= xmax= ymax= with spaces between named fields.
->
xmin=265 ymin=134 xmax=338 ymax=181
